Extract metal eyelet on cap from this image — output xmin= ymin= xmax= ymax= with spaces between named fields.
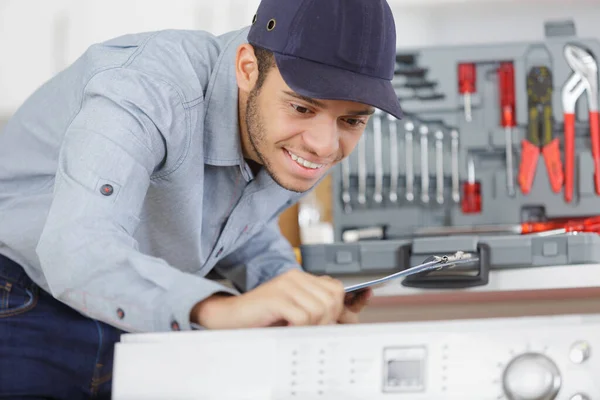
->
xmin=252 ymin=14 xmax=257 ymax=24
xmin=267 ymin=19 xmax=276 ymax=31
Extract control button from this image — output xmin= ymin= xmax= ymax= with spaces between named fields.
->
xmin=116 ymin=308 xmax=125 ymax=319
xmin=570 ymin=341 xmax=591 ymax=364
xmin=570 ymin=394 xmax=590 ymax=400
xmin=100 ymin=184 xmax=114 ymax=196
xmin=502 ymin=352 xmax=561 ymax=400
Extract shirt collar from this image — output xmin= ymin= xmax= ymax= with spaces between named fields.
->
xmin=202 ymin=27 xmax=250 ymax=167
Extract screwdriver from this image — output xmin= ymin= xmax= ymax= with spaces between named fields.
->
xmin=414 ymin=216 xmax=600 ymax=236
xmin=458 ymin=63 xmax=476 ymax=122
xmin=498 ymin=62 xmax=516 ymax=197
xmin=461 ymin=157 xmax=481 ymax=214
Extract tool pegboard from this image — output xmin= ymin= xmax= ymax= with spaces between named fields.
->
xmin=332 ymin=20 xmax=600 ymax=240
xmin=300 ymin=20 xmax=600 ymax=284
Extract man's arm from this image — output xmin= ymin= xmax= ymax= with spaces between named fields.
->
xmin=36 ymin=67 xmax=236 ymax=333
xmin=214 ymin=217 xmax=302 ymax=293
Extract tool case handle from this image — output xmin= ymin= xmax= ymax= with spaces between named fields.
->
xmin=400 ymin=243 xmax=491 ymax=289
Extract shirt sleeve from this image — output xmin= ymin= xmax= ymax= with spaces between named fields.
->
xmin=214 ymin=218 xmax=303 ymax=292
xmin=35 ymin=67 xmax=237 ymax=333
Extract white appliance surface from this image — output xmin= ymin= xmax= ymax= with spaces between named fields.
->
xmin=112 ymin=313 xmax=600 ymax=400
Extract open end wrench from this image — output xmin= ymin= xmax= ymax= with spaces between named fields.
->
xmin=450 ymin=129 xmax=460 ymax=203
xmin=563 ymin=44 xmax=600 ymax=201
xmin=420 ymin=125 xmax=430 ymax=204
xmin=435 ymin=129 xmax=444 ymax=204
xmin=357 ymin=134 xmax=367 ymax=205
xmin=388 ymin=114 xmax=399 ymax=203
xmin=373 ymin=110 xmax=383 ymax=204
xmin=404 ymin=121 xmax=415 ymax=202
xmin=341 ymin=157 xmax=352 ymax=213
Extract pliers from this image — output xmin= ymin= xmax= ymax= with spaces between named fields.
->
xmin=562 ymin=44 xmax=600 ymax=202
xmin=518 ymin=66 xmax=564 ymax=194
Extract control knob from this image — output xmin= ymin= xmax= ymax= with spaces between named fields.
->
xmin=502 ymin=352 xmax=561 ymax=400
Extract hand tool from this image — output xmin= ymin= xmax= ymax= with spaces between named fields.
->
xmin=450 ymin=129 xmax=460 ymax=203
xmin=498 ymin=62 xmax=517 ymax=197
xmin=435 ymin=129 xmax=445 ymax=204
xmin=342 ymin=226 xmax=386 ymax=242
xmin=562 ymin=44 xmax=600 ymax=202
xmin=461 ymin=157 xmax=481 ymax=213
xmin=420 ymin=124 xmax=430 ymax=203
xmin=414 ymin=215 xmax=600 ymax=237
xmin=458 ymin=63 xmax=476 ymax=122
xmin=344 ymin=251 xmax=479 ymax=293
xmin=404 ymin=120 xmax=415 ymax=202
xmin=372 ymin=110 xmax=383 ymax=204
xmin=388 ymin=113 xmax=399 ymax=203
xmin=518 ymin=65 xmax=563 ymax=194
xmin=357 ymin=134 xmax=367 ymax=205
xmin=341 ymin=157 xmax=352 ymax=213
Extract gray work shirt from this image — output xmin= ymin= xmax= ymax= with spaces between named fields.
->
xmin=0 ymin=26 xmax=305 ymax=332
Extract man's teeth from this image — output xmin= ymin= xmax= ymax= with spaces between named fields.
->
xmin=287 ymin=150 xmax=324 ymax=169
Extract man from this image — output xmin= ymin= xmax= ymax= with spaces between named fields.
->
xmin=0 ymin=0 xmax=402 ymax=398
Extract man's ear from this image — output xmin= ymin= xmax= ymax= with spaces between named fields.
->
xmin=235 ymin=44 xmax=259 ymax=93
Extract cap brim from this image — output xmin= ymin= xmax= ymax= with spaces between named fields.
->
xmin=274 ymin=53 xmax=403 ymax=120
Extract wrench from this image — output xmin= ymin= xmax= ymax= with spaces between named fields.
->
xmin=404 ymin=120 xmax=415 ymax=202
xmin=372 ymin=110 xmax=383 ymax=204
xmin=341 ymin=157 xmax=352 ymax=213
xmin=388 ymin=114 xmax=399 ymax=203
xmin=420 ymin=124 xmax=430 ymax=204
xmin=357 ymin=134 xmax=367 ymax=205
xmin=562 ymin=44 xmax=600 ymax=202
xmin=450 ymin=129 xmax=460 ymax=203
xmin=435 ymin=129 xmax=444 ymax=204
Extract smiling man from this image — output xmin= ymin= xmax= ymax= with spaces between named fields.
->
xmin=0 ymin=0 xmax=401 ymax=398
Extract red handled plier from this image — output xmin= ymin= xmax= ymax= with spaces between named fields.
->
xmin=562 ymin=44 xmax=600 ymax=202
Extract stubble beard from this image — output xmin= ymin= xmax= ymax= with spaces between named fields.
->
xmin=245 ymin=87 xmax=310 ymax=193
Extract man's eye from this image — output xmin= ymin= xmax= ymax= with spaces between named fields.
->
xmin=345 ymin=118 xmax=365 ymax=127
xmin=291 ymin=104 xmax=310 ymax=114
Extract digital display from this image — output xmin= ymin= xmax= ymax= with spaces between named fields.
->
xmin=382 ymin=346 xmax=426 ymax=392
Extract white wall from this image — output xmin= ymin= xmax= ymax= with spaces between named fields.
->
xmin=1 ymin=0 xmax=600 ymax=117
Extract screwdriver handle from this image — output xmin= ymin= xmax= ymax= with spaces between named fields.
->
xmin=518 ymin=139 xmax=540 ymax=194
xmin=541 ymin=138 xmax=564 ymax=193
xmin=589 ymin=111 xmax=600 ymax=195
xmin=498 ymin=62 xmax=516 ymax=128
xmin=458 ymin=63 xmax=476 ymax=93
xmin=564 ymin=113 xmax=575 ymax=202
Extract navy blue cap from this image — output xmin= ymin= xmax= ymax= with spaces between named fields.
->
xmin=247 ymin=0 xmax=403 ymax=120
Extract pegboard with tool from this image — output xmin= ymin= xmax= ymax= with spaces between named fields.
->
xmin=300 ymin=20 xmax=600 ymax=288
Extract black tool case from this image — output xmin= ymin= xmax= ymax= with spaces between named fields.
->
xmin=300 ymin=20 xmax=600 ymax=289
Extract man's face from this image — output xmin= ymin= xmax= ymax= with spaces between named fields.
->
xmin=242 ymin=65 xmax=374 ymax=193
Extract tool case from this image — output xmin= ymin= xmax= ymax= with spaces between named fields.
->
xmin=299 ymin=20 xmax=600 ymax=289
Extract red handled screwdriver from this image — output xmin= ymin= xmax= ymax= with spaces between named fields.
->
xmin=458 ymin=63 xmax=476 ymax=122
xmin=498 ymin=62 xmax=516 ymax=197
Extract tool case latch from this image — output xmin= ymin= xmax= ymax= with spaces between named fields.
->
xmin=544 ymin=19 xmax=576 ymax=38
xmin=400 ymin=243 xmax=491 ymax=289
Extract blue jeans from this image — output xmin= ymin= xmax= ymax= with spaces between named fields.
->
xmin=0 ymin=254 xmax=123 ymax=399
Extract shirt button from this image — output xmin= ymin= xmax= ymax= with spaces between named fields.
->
xmin=116 ymin=308 xmax=125 ymax=319
xmin=171 ymin=320 xmax=180 ymax=331
xmin=100 ymin=184 xmax=114 ymax=196
xmin=215 ymin=247 xmax=224 ymax=257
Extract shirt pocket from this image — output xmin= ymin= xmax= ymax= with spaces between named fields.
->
xmin=0 ymin=278 xmax=39 ymax=318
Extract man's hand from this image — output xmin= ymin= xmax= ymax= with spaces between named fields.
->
xmin=339 ymin=288 xmax=373 ymax=324
xmin=191 ymin=269 xmax=370 ymax=330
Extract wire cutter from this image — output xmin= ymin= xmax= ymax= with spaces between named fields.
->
xmin=518 ymin=66 xmax=564 ymax=194
xmin=562 ymin=44 xmax=600 ymax=202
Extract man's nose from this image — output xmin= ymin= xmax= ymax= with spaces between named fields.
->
xmin=302 ymin=121 xmax=339 ymax=158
